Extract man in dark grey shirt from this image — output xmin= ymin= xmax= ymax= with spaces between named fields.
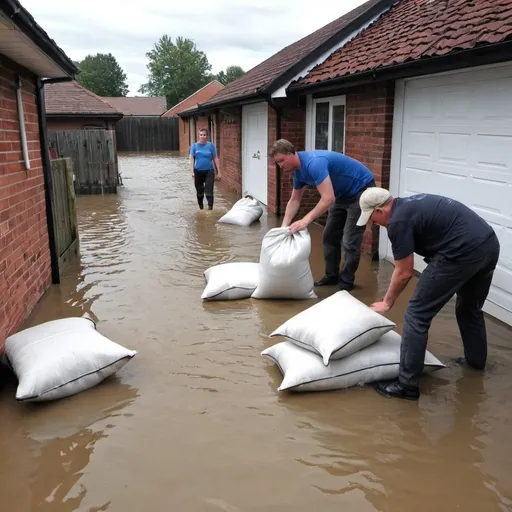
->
xmin=357 ymin=188 xmax=500 ymax=400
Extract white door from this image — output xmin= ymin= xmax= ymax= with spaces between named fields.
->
xmin=383 ymin=63 xmax=512 ymax=325
xmin=242 ymin=103 xmax=268 ymax=205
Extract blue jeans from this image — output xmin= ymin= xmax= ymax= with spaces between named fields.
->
xmin=322 ymin=180 xmax=375 ymax=288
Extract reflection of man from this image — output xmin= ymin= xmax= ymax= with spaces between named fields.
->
xmin=270 ymin=139 xmax=375 ymax=291
xmin=357 ymin=187 xmax=500 ymax=400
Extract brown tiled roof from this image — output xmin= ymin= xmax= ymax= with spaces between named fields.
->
xmin=298 ymin=0 xmax=512 ymax=86
xmin=201 ymin=0 xmax=388 ymax=107
xmin=103 ymin=96 xmax=167 ymax=116
xmin=45 ymin=81 xmax=122 ymax=116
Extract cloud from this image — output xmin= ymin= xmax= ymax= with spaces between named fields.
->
xmin=20 ymin=0 xmax=367 ymax=95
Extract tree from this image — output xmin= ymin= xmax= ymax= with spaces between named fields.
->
xmin=75 ymin=53 xmax=129 ymax=97
xmin=216 ymin=65 xmax=245 ymax=86
xmin=139 ymin=36 xmax=212 ymax=108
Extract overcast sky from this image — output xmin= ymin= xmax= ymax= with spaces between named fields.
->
xmin=21 ymin=0 xmax=366 ymax=95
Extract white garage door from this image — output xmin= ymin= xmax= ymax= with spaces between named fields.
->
xmin=383 ymin=63 xmax=512 ymax=326
xmin=242 ymin=103 xmax=268 ymax=205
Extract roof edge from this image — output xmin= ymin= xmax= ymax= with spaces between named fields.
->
xmin=288 ymin=40 xmax=512 ymax=93
xmin=162 ymin=80 xmax=224 ymax=116
xmin=261 ymin=0 xmax=396 ymax=96
xmin=177 ymin=93 xmax=265 ymax=117
xmin=1 ymin=0 xmax=80 ymax=77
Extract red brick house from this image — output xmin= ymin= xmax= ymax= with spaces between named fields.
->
xmin=180 ymin=0 xmax=395 ymax=232
xmin=45 ymin=80 xmax=123 ymax=131
xmin=162 ymin=80 xmax=224 ymax=156
xmin=0 ymin=1 xmax=78 ymax=345
xmin=187 ymin=0 xmax=512 ymax=326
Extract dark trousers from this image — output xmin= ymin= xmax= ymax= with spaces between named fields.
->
xmin=194 ymin=170 xmax=214 ymax=208
xmin=399 ymin=235 xmax=500 ymax=388
xmin=323 ymin=180 xmax=375 ymax=288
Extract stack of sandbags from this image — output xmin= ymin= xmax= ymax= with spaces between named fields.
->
xmin=218 ymin=196 xmax=263 ymax=226
xmin=251 ymin=227 xmax=317 ymax=300
xmin=3 ymin=316 xmax=136 ymax=402
xmin=202 ymin=261 xmax=259 ymax=300
xmin=262 ymin=291 xmax=445 ymax=392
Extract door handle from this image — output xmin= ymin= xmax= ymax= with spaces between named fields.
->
xmin=252 ymin=150 xmax=260 ymax=160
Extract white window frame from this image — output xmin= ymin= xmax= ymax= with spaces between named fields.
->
xmin=306 ymin=94 xmax=346 ymax=153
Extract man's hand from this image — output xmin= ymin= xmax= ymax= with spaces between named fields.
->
xmin=215 ymin=173 xmax=222 ymax=181
xmin=288 ymin=218 xmax=309 ymax=234
xmin=370 ymin=300 xmax=393 ymax=314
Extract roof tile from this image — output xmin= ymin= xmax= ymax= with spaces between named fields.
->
xmin=45 ymin=81 xmax=122 ymax=116
xmin=201 ymin=0 xmax=385 ymax=107
xmin=101 ymin=96 xmax=167 ymax=116
xmin=298 ymin=0 xmax=512 ymax=86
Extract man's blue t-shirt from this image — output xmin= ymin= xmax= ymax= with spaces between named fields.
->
xmin=293 ymin=150 xmax=374 ymax=198
xmin=190 ymin=142 xmax=216 ymax=171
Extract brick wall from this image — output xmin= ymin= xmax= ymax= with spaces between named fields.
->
xmin=218 ymin=107 xmax=242 ymax=194
xmin=179 ymin=118 xmax=189 ymax=156
xmin=345 ymin=81 xmax=394 ymax=256
xmin=0 ymin=58 xmax=52 ymax=343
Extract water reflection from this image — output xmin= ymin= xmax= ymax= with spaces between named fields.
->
xmin=0 ymin=152 xmax=510 ymax=511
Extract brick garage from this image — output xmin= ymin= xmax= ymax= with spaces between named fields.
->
xmin=0 ymin=60 xmax=51 ymax=342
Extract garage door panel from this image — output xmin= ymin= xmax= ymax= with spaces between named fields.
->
xmin=395 ymin=64 xmax=512 ymax=323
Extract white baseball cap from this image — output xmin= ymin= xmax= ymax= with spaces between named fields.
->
xmin=356 ymin=187 xmax=392 ymax=226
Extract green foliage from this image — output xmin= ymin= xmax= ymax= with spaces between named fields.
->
xmin=216 ymin=65 xmax=245 ymax=86
xmin=75 ymin=53 xmax=129 ymax=97
xmin=139 ymin=36 xmax=213 ymax=108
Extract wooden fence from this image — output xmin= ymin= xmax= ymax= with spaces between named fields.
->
xmin=48 ymin=130 xmax=117 ymax=195
xmin=115 ymin=117 xmax=179 ymax=152
xmin=50 ymin=158 xmax=79 ymax=274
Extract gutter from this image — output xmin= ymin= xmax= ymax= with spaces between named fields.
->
xmin=37 ymin=76 xmax=74 ymax=283
xmin=2 ymin=0 xmax=80 ymax=77
xmin=178 ymin=92 xmax=266 ymax=117
xmin=288 ymin=40 xmax=512 ymax=94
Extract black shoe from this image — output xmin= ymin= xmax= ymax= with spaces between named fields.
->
xmin=314 ymin=276 xmax=338 ymax=286
xmin=339 ymin=282 xmax=354 ymax=292
xmin=374 ymin=379 xmax=420 ymax=401
xmin=208 ymin=205 xmax=213 ymax=210
xmin=199 ymin=204 xmax=204 ymax=210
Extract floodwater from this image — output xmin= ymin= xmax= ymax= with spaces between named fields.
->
xmin=1 ymin=152 xmax=511 ymax=512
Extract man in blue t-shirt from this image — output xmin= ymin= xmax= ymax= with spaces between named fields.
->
xmin=270 ymin=139 xmax=375 ymax=291
xmin=356 ymin=187 xmax=500 ymax=400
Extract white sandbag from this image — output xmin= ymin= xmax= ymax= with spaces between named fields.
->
xmin=202 ymin=261 xmax=259 ymax=300
xmin=270 ymin=290 xmax=395 ymax=364
xmin=262 ymin=331 xmax=445 ymax=392
xmin=4 ymin=317 xmax=136 ymax=402
xmin=218 ymin=196 xmax=263 ymax=226
xmin=251 ymin=227 xmax=317 ymax=300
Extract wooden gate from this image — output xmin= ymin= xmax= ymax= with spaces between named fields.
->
xmin=48 ymin=130 xmax=117 ymax=194
xmin=50 ymin=158 xmax=79 ymax=273
xmin=115 ymin=117 xmax=179 ymax=151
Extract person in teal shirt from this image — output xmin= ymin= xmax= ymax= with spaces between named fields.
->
xmin=189 ymin=128 xmax=221 ymax=210
xmin=270 ymin=138 xmax=375 ymax=291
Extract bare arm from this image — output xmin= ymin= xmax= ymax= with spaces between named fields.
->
xmin=371 ymin=254 xmax=414 ymax=313
xmin=189 ymin=155 xmax=195 ymax=177
xmin=282 ymin=187 xmax=305 ymax=227
xmin=302 ymin=177 xmax=335 ymax=225
xmin=288 ymin=177 xmax=335 ymax=234
xmin=214 ymin=156 xmax=221 ymax=178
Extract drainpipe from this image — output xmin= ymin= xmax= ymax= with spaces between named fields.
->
xmin=36 ymin=76 xmax=73 ymax=284
xmin=15 ymin=75 xmax=30 ymax=171
xmin=265 ymin=96 xmax=282 ymax=216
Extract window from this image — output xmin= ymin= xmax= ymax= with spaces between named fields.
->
xmin=307 ymin=95 xmax=346 ymax=153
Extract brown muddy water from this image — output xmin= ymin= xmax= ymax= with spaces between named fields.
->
xmin=1 ymin=152 xmax=511 ymax=512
